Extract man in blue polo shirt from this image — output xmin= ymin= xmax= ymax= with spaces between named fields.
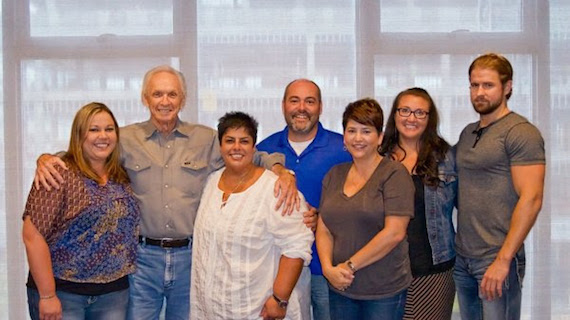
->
xmin=257 ymin=79 xmax=352 ymax=320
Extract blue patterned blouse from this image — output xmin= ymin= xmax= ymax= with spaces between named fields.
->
xmin=23 ymin=166 xmax=140 ymax=284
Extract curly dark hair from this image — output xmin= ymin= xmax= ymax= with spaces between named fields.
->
xmin=379 ymin=88 xmax=449 ymax=187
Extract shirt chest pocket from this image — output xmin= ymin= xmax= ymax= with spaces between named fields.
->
xmin=123 ymin=157 xmax=152 ymax=194
xmin=437 ymin=173 xmax=457 ymax=204
xmin=179 ymin=159 xmax=209 ymax=195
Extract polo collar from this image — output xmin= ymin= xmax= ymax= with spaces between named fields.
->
xmin=279 ymin=122 xmax=329 ymax=150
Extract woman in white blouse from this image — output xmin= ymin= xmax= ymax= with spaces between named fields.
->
xmin=190 ymin=111 xmax=314 ymax=320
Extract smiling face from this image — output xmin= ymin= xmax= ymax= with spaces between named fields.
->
xmin=343 ymin=119 xmax=383 ymax=160
xmin=469 ymin=67 xmax=511 ymax=116
xmin=282 ymin=80 xmax=322 ymax=141
xmin=395 ymin=94 xmax=430 ymax=143
xmin=82 ymin=111 xmax=117 ymax=167
xmin=220 ymin=127 xmax=256 ymax=172
xmin=143 ymin=71 xmax=185 ymax=132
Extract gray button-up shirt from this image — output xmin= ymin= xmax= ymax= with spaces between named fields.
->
xmin=120 ymin=119 xmax=283 ymax=239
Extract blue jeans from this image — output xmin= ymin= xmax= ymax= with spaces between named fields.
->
xmin=127 ymin=242 xmax=192 ymax=320
xmin=27 ymin=288 xmax=128 ymax=320
xmin=453 ymin=253 xmax=525 ymax=320
xmin=329 ymin=289 xmax=407 ymax=320
xmin=311 ymin=274 xmax=331 ymax=320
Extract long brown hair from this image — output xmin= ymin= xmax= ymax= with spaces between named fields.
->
xmin=379 ymin=88 xmax=449 ymax=187
xmin=62 ymin=102 xmax=129 ymax=185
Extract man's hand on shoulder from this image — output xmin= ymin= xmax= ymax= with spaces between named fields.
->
xmin=34 ymin=154 xmax=67 ymax=191
xmin=271 ymin=165 xmax=300 ymax=215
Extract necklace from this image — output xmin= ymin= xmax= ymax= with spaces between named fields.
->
xmin=220 ymin=166 xmax=253 ymax=208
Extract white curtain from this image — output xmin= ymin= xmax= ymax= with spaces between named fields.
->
xmin=1 ymin=1 xmax=568 ymax=318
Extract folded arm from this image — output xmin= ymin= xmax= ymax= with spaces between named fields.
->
xmin=344 ymin=215 xmax=410 ymax=272
xmin=315 ymin=215 xmax=354 ymax=290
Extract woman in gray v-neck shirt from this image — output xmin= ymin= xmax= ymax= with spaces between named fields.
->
xmin=316 ymin=98 xmax=415 ymax=319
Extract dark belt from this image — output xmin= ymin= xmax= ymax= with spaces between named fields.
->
xmin=139 ymin=236 xmax=190 ymax=248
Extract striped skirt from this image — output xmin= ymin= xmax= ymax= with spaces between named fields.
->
xmin=403 ymin=268 xmax=455 ymax=320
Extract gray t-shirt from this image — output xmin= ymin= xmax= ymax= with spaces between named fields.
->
xmin=455 ymin=112 xmax=545 ymax=259
xmin=319 ymin=157 xmax=414 ymax=300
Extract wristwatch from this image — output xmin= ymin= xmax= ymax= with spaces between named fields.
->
xmin=272 ymin=293 xmax=289 ymax=309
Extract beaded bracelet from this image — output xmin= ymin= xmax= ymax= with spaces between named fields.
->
xmin=40 ymin=294 xmax=56 ymax=300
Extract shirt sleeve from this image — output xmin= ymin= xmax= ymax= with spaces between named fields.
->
xmin=22 ymin=166 xmax=68 ymax=242
xmin=268 ymin=192 xmax=314 ymax=265
xmin=253 ymin=149 xmax=285 ymax=170
xmin=383 ymin=163 xmax=415 ymax=218
xmin=208 ymin=130 xmax=226 ymax=172
xmin=319 ymin=166 xmax=335 ymax=209
xmin=506 ymin=122 xmax=545 ymax=166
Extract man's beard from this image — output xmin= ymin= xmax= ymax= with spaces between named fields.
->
xmin=288 ymin=112 xmax=317 ymax=134
xmin=472 ymin=97 xmax=503 ymax=115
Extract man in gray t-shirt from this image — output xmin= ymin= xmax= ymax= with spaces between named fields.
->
xmin=454 ymin=53 xmax=545 ymax=320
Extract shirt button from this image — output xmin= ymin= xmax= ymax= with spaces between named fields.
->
xmin=165 ymin=204 xmax=169 ymax=209
xmin=296 ymin=159 xmax=300 ymax=163
xmin=166 ymin=224 xmax=172 ymax=229
xmin=167 ymin=145 xmax=171 ymax=149
xmin=135 ymin=165 xmax=140 ymax=169
xmin=165 ymin=164 xmax=169 ymax=168
xmin=165 ymin=184 xmax=169 ymax=188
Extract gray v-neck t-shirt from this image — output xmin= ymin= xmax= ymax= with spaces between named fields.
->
xmin=320 ymin=157 xmax=415 ymax=299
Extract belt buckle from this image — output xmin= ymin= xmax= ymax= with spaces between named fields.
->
xmin=160 ymin=239 xmax=170 ymax=248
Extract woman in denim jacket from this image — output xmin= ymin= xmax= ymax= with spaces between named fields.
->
xmin=380 ymin=88 xmax=457 ymax=320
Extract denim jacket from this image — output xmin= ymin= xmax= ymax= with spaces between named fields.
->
xmin=424 ymin=148 xmax=457 ymax=264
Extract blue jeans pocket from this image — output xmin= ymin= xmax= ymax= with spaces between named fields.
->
xmin=515 ymin=252 xmax=526 ymax=287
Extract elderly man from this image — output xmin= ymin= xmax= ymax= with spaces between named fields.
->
xmin=454 ymin=53 xmax=545 ymax=320
xmin=34 ymin=65 xmax=299 ymax=320
xmin=257 ymin=79 xmax=352 ymax=320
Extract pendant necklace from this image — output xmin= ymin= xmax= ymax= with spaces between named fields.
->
xmin=221 ymin=167 xmax=253 ymax=208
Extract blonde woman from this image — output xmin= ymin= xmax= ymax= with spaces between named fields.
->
xmin=23 ymin=102 xmax=139 ymax=320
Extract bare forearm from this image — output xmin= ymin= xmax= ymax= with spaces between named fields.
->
xmin=498 ymin=164 xmax=545 ymax=262
xmin=273 ymin=256 xmax=304 ymax=300
xmin=496 ymin=196 xmax=542 ymax=261
xmin=315 ymin=217 xmax=333 ymax=269
xmin=23 ymin=220 xmax=56 ymax=296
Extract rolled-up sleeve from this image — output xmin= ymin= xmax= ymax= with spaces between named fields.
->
xmin=268 ymin=193 xmax=314 ymax=265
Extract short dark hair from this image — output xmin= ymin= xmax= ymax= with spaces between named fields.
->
xmin=342 ymin=98 xmax=384 ymax=133
xmin=217 ymin=111 xmax=259 ymax=144
xmin=469 ymin=52 xmax=513 ymax=99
